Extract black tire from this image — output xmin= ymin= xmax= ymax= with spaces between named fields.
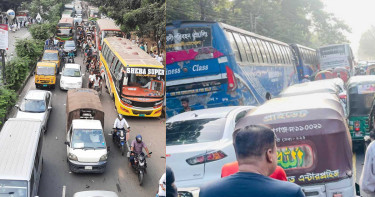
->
xmin=51 ymin=85 xmax=55 ymax=89
xmin=138 ymin=170 xmax=144 ymax=186
xmin=121 ymin=145 xmax=125 ymax=156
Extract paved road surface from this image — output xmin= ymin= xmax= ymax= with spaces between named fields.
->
xmin=8 ymin=51 xmax=166 ymax=197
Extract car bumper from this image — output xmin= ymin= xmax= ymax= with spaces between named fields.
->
xmin=68 ymin=159 xmax=107 ymax=173
xmin=60 ymin=83 xmax=82 ymax=90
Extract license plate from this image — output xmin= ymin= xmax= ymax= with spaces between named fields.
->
xmin=139 ymin=114 xmax=145 ymax=117
xmin=355 ymin=133 xmax=363 ymax=137
xmin=85 ymin=166 xmax=92 ymax=170
xmin=121 ymin=141 xmax=124 ymax=145
xmin=43 ymin=85 xmax=47 ymax=87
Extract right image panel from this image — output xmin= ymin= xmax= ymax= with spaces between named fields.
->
xmin=166 ymin=0 xmax=372 ymax=196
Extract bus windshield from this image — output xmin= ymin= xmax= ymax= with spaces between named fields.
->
xmin=72 ymin=129 xmax=106 ymax=149
xmin=0 ymin=179 xmax=28 ymax=197
xmin=166 ymin=26 xmax=212 ymax=52
xmin=57 ymin=29 xmax=72 ymax=36
xmin=121 ymin=70 xmax=165 ymax=98
xmin=37 ymin=66 xmax=55 ymax=76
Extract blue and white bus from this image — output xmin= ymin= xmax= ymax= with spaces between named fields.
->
xmin=166 ymin=21 xmax=299 ymax=117
xmin=290 ymin=44 xmax=319 ymax=82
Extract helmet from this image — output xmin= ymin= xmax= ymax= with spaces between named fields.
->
xmin=118 ymin=114 xmax=123 ymax=119
xmin=136 ymin=135 xmax=142 ymax=143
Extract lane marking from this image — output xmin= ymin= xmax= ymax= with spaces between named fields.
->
xmin=62 ymin=185 xmax=66 ymax=197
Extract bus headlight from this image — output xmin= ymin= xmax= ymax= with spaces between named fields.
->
xmin=99 ymin=154 xmax=107 ymax=161
xmin=68 ymin=153 xmax=78 ymax=161
xmin=121 ymin=98 xmax=132 ymax=105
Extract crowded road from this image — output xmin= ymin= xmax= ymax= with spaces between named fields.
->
xmin=8 ymin=52 xmax=166 ymax=197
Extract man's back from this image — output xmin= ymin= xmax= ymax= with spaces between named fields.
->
xmin=199 ymin=172 xmax=304 ymax=197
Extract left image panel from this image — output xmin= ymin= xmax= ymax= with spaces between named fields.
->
xmin=0 ymin=0 xmax=166 ymax=196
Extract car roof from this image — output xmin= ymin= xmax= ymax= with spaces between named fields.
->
xmin=72 ymin=119 xmax=103 ymax=130
xmin=25 ymin=90 xmax=49 ymax=100
xmin=280 ymin=80 xmax=339 ymax=96
xmin=64 ymin=63 xmax=81 ymax=69
xmin=73 ymin=191 xmax=118 ymax=197
xmin=167 ymin=106 xmax=254 ymax=122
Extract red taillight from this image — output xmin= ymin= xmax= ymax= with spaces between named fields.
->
xmin=355 ymin=121 xmax=360 ymax=131
xmin=333 ymin=193 xmax=342 ymax=197
xmin=339 ymin=94 xmax=347 ymax=99
xmin=186 ymin=150 xmax=227 ymax=165
xmin=166 ymin=154 xmax=171 ymax=157
xmin=226 ymin=66 xmax=237 ymax=92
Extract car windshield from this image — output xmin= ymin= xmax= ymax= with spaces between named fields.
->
xmin=20 ymin=99 xmax=46 ymax=113
xmin=37 ymin=66 xmax=55 ymax=76
xmin=72 ymin=129 xmax=106 ymax=149
xmin=65 ymin=42 xmax=75 ymax=47
xmin=166 ymin=118 xmax=226 ymax=145
xmin=63 ymin=68 xmax=80 ymax=77
xmin=42 ymin=52 xmax=58 ymax=61
xmin=0 ymin=179 xmax=28 ymax=197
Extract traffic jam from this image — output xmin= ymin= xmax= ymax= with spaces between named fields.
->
xmin=165 ymin=21 xmax=375 ymax=197
xmin=0 ymin=0 xmax=166 ymax=197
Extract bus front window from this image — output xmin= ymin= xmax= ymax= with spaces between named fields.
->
xmin=121 ymin=73 xmax=164 ymax=98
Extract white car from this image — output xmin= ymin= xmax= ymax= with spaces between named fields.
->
xmin=73 ymin=191 xmax=118 ymax=197
xmin=166 ymin=106 xmax=255 ymax=188
xmin=60 ymin=64 xmax=83 ymax=90
xmin=15 ymin=90 xmax=52 ymax=133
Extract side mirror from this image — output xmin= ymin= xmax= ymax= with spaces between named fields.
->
xmin=15 ymin=104 xmax=19 ymax=108
xmin=48 ymin=106 xmax=52 ymax=110
xmin=64 ymin=141 xmax=70 ymax=147
xmin=107 ymin=146 xmax=110 ymax=152
xmin=59 ymin=72 xmax=62 ymax=75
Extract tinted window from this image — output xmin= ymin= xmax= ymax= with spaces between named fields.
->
xmin=226 ymin=31 xmax=241 ymax=62
xmin=240 ymin=35 xmax=253 ymax=62
xmin=256 ymin=39 xmax=268 ymax=63
xmin=251 ymin=37 xmax=263 ymax=63
xmin=166 ymin=27 xmax=212 ymax=52
xmin=166 ymin=118 xmax=227 ymax=145
xmin=260 ymin=40 xmax=271 ymax=63
xmin=246 ymin=36 xmax=259 ymax=63
xmin=265 ymin=41 xmax=275 ymax=63
xmin=233 ymin=32 xmax=247 ymax=62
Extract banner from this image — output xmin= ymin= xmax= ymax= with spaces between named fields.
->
xmin=0 ymin=24 xmax=8 ymax=50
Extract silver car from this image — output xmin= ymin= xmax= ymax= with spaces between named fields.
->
xmin=15 ymin=90 xmax=52 ymax=133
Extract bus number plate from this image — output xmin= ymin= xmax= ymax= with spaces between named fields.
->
xmin=85 ymin=166 xmax=93 ymax=170
xmin=139 ymin=114 xmax=145 ymax=117
xmin=43 ymin=85 xmax=47 ymax=87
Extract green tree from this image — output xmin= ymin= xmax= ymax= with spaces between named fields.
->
xmin=358 ymin=27 xmax=375 ymax=60
xmin=0 ymin=87 xmax=17 ymax=126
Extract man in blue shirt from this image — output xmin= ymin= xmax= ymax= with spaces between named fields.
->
xmin=199 ymin=125 xmax=305 ymax=197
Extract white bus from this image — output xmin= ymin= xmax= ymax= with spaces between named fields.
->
xmin=0 ymin=118 xmax=44 ymax=197
xmin=318 ymin=43 xmax=355 ymax=74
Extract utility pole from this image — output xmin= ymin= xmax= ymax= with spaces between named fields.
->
xmin=1 ymin=49 xmax=5 ymax=85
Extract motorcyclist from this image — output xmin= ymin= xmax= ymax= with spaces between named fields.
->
xmin=130 ymin=135 xmax=151 ymax=167
xmin=113 ymin=114 xmax=130 ymax=141
xmin=68 ymin=50 xmax=75 ymax=63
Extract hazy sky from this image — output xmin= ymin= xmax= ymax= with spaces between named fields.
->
xmin=322 ymin=0 xmax=375 ymax=56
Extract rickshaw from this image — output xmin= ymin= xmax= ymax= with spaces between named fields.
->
xmin=236 ymin=94 xmax=354 ymax=197
xmin=279 ymin=79 xmax=341 ymax=97
xmin=347 ymin=75 xmax=375 ymax=150
xmin=314 ymin=69 xmax=334 ymax=80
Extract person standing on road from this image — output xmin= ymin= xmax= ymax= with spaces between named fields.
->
xmin=166 ymin=166 xmax=178 ymax=197
xmin=360 ymin=129 xmax=375 ymax=196
xmin=157 ymin=173 xmax=166 ymax=197
xmin=93 ymin=74 xmax=101 ymax=94
xmin=199 ymin=125 xmax=305 ymax=197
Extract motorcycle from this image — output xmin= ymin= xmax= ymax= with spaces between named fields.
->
xmin=66 ymin=56 xmax=75 ymax=63
xmin=130 ymin=151 xmax=152 ymax=186
xmin=112 ymin=128 xmax=129 ymax=156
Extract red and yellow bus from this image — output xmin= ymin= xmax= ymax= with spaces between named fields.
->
xmin=56 ymin=17 xmax=74 ymax=42
xmin=96 ymin=18 xmax=122 ymax=51
xmin=100 ymin=37 xmax=165 ymax=117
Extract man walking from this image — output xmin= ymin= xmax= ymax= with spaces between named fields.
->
xmin=360 ymin=129 xmax=375 ymax=196
xmin=199 ymin=125 xmax=305 ymax=197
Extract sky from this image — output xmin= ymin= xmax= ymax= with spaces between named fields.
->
xmin=322 ymin=0 xmax=375 ymax=57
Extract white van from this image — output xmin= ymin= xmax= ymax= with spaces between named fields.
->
xmin=65 ymin=89 xmax=108 ymax=173
xmin=0 ymin=118 xmax=44 ymax=197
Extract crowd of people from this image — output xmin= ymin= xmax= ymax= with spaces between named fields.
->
xmin=134 ymin=38 xmax=164 ymax=64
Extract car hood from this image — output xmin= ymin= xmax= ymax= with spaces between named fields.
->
xmin=16 ymin=111 xmax=45 ymax=121
xmin=61 ymin=76 xmax=82 ymax=83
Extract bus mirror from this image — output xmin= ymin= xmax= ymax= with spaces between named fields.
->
xmin=64 ymin=141 xmax=70 ymax=147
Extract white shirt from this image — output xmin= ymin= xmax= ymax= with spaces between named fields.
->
xmin=113 ymin=118 xmax=130 ymax=129
xmin=360 ymin=141 xmax=375 ymax=196
xmin=158 ymin=173 xmax=166 ymax=196
xmin=89 ymin=74 xmax=95 ymax=82
xmin=93 ymin=77 xmax=100 ymax=87
xmin=157 ymin=55 xmax=163 ymax=63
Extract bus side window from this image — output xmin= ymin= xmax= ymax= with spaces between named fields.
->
xmin=271 ymin=43 xmax=280 ymax=64
xmin=260 ymin=40 xmax=271 ymax=64
xmin=280 ymin=46 xmax=289 ymax=65
xmin=240 ymin=35 xmax=253 ymax=63
xmin=246 ymin=36 xmax=258 ymax=63
xmin=251 ymin=37 xmax=264 ymax=63
xmin=264 ymin=41 xmax=275 ymax=64
xmin=232 ymin=32 xmax=248 ymax=62
xmin=226 ymin=31 xmax=241 ymax=62
xmin=255 ymin=38 xmax=268 ymax=64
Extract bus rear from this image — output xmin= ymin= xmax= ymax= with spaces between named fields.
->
xmin=318 ymin=44 xmax=354 ymax=74
xmin=166 ymin=22 xmax=247 ymax=117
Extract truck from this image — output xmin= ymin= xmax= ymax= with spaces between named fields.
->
xmin=65 ymin=88 xmax=108 ymax=173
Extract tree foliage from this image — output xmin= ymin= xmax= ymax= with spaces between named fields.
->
xmin=5 ymin=57 xmax=31 ymax=90
xmin=167 ymin=0 xmax=350 ymax=48
xmin=358 ymin=27 xmax=375 ymax=60
xmin=29 ymin=23 xmax=56 ymax=40
xmin=0 ymin=87 xmax=17 ymax=126
xmin=87 ymin=0 xmax=166 ymax=49
xmin=15 ymin=38 xmax=44 ymax=66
